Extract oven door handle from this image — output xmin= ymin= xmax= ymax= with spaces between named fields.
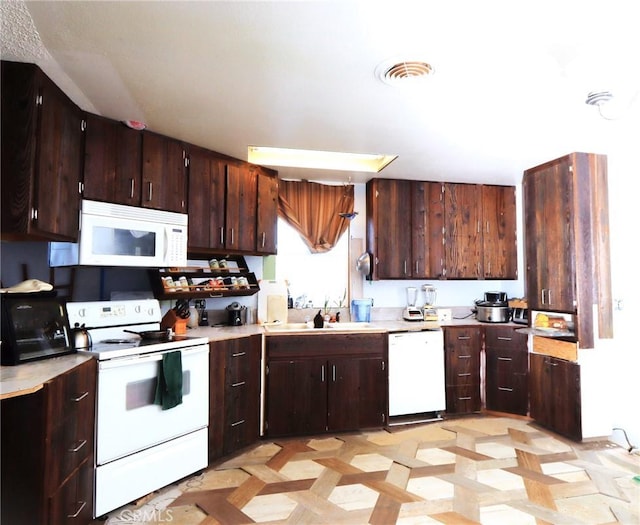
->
xmin=98 ymin=345 xmax=209 ymax=370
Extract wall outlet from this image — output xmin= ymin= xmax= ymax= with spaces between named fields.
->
xmin=437 ymin=308 xmax=452 ymax=322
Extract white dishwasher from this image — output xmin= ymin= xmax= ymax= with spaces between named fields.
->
xmin=388 ymin=329 xmax=445 ymax=420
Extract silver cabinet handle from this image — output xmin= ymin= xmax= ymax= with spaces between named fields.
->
xmin=415 ymin=260 xmax=419 ymax=274
xmin=261 ymin=232 xmax=266 ymax=248
xmin=332 ymin=364 xmax=336 ymax=382
xmin=220 ymin=227 xmax=224 ymax=245
xmin=230 ymin=228 xmax=234 ymax=245
xmin=68 ymin=439 xmax=87 ymax=453
xmin=403 ymin=260 xmax=407 ymax=275
xmin=498 ymin=387 xmax=514 ymax=392
xmin=457 ymin=372 xmax=471 ymax=377
xmin=71 ymin=391 xmax=89 ymax=402
xmin=67 ymin=501 xmax=87 ymax=519
xmin=231 ymin=381 xmax=246 ymax=387
xmin=231 ymin=352 xmax=246 ymax=357
xmin=497 ymin=337 xmax=512 ymax=341
xmin=230 ymin=419 xmax=245 ymax=427
xmin=457 ymin=336 xmax=471 ymax=340
xmin=497 ymin=357 xmax=513 ymax=361
xmin=321 ymin=364 xmax=325 ymax=382
xmin=147 ymin=181 xmax=153 ymax=202
xmin=130 ymin=178 xmax=135 ymax=198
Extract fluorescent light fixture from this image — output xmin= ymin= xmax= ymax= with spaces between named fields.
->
xmin=248 ymin=146 xmax=397 ymax=173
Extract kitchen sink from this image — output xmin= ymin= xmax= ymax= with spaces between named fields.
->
xmin=263 ymin=322 xmax=378 ymax=333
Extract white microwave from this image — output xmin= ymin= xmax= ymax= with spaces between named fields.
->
xmin=50 ymin=200 xmax=188 ymax=267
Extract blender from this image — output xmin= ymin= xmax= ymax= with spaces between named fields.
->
xmin=403 ymin=287 xmax=423 ymax=321
xmin=422 ymin=285 xmax=438 ymax=321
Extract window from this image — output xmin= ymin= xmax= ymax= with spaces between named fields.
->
xmin=275 ymin=218 xmax=349 ymax=309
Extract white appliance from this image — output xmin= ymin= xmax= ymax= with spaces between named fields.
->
xmin=49 ymin=199 xmax=188 ymax=267
xmin=66 ymin=299 xmax=209 ymax=518
xmin=388 ymin=330 xmax=445 ymax=421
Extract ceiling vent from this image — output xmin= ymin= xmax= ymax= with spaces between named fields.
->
xmin=376 ymin=59 xmax=434 ymax=86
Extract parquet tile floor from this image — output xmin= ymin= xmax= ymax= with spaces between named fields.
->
xmin=95 ymin=416 xmax=640 ymax=524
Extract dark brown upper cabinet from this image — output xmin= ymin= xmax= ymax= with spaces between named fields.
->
xmin=255 ymin=166 xmax=279 ymax=255
xmin=82 ymin=114 xmax=143 ymax=206
xmin=141 ymin=131 xmax=187 ymax=213
xmin=1 ymin=60 xmax=84 ymax=241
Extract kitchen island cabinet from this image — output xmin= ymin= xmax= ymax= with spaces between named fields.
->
xmin=264 ymin=333 xmax=387 ymax=437
xmin=443 ymin=326 xmax=482 ymax=414
xmin=208 ymin=335 xmax=261 ymax=462
xmin=1 ymin=60 xmax=84 ymax=242
xmin=1 ymin=357 xmax=96 ymax=525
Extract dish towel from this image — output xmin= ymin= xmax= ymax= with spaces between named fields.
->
xmin=154 ymin=351 xmax=183 ymax=410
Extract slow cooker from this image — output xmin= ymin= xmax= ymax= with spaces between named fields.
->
xmin=474 ymin=291 xmax=511 ymax=323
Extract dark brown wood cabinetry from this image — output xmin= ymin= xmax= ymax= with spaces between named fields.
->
xmin=141 ymin=131 xmax=188 ymax=213
xmin=186 ymin=145 xmax=227 ymax=252
xmin=444 ymin=183 xmax=517 ymax=279
xmin=481 ymin=185 xmax=517 ymax=279
xmin=529 ymin=352 xmax=581 ymax=441
xmin=1 ymin=358 xmax=96 ymax=525
xmin=265 ymin=334 xmax=387 ymax=437
xmin=444 ymin=326 xmax=482 ymax=414
xmin=1 ymin=60 xmax=84 ymax=241
xmin=208 ymin=336 xmax=261 ymax=462
xmin=186 ymin=145 xmax=277 ymax=256
xmin=366 ymin=179 xmax=444 ymax=279
xmin=255 ymin=166 xmax=279 ymax=254
xmin=523 ymin=152 xmax=612 ymax=345
xmin=367 ymin=178 xmax=516 ymax=281
xmin=484 ymin=326 xmax=528 ymax=415
xmin=82 ymin=114 xmax=143 ymax=205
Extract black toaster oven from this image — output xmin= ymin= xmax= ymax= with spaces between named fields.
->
xmin=1 ymin=292 xmax=74 ymax=365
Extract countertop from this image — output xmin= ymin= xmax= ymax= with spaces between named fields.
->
xmin=1 ymin=317 xmax=525 ymax=400
xmin=0 ymin=353 xmax=94 ymax=400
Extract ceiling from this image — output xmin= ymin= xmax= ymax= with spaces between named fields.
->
xmin=2 ymin=0 xmax=639 ymax=185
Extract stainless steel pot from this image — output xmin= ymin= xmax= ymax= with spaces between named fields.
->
xmin=475 ymin=305 xmax=511 ymax=323
xmin=484 ymin=291 xmax=507 ymax=303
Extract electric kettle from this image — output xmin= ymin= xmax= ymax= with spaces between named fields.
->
xmin=226 ymin=302 xmax=246 ymax=326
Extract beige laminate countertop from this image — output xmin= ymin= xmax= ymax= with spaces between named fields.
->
xmin=0 ymin=353 xmax=94 ymax=400
xmin=1 ymin=319 xmax=523 ymax=400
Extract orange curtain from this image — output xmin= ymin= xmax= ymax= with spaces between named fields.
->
xmin=278 ymin=180 xmax=354 ymax=253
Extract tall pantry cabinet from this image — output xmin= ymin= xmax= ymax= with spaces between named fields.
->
xmin=523 ymin=152 xmax=613 ymax=441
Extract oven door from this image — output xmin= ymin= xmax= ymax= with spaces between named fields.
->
xmin=95 ymin=344 xmax=208 ymax=465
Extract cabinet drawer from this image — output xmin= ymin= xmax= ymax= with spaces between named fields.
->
xmin=47 ymin=416 xmax=93 ymax=489
xmin=445 ymin=385 xmax=481 ymax=414
xmin=485 ymin=326 xmax=527 ymax=349
xmin=48 ymin=457 xmax=93 ymax=525
xmin=46 ymin=360 xmax=96 ymax=429
xmin=225 ymin=348 xmax=252 ymax=385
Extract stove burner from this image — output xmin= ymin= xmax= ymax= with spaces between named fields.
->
xmin=101 ymin=338 xmax=137 ymax=344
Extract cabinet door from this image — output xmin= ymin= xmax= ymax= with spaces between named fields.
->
xmin=187 ymin=147 xmax=226 ymax=251
xmin=226 ymin=163 xmax=257 ymax=252
xmin=83 ymin=114 xmax=142 ymax=205
xmin=328 ymin=357 xmax=386 ymax=432
xmin=482 ymin=185 xmax=517 ymax=279
xmin=256 ymin=168 xmax=279 ymax=254
xmin=367 ymin=179 xmax=413 ymax=279
xmin=208 ymin=342 xmax=226 ymax=461
xmin=142 ymin=131 xmax=187 ymax=212
xmin=524 ymin=162 xmax=576 ymax=311
xmin=266 ymin=358 xmax=327 ymax=437
xmin=1 ymin=62 xmax=83 ymax=241
xmin=444 ymin=183 xmax=482 ymax=279
xmin=412 ymin=181 xmax=444 ymax=278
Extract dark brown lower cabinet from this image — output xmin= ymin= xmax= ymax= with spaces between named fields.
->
xmin=444 ymin=326 xmax=482 ymax=414
xmin=208 ymin=335 xmax=261 ymax=462
xmin=529 ymin=352 xmax=582 ymax=441
xmin=265 ymin=334 xmax=387 ymax=438
xmin=485 ymin=326 xmax=529 ymax=415
xmin=1 ymin=358 xmax=96 ymax=525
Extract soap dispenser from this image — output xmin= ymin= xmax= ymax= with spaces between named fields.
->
xmin=313 ymin=310 xmax=324 ymax=328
